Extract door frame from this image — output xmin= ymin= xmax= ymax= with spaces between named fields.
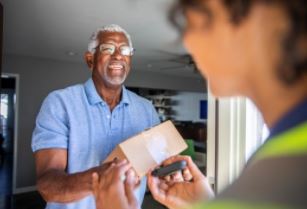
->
xmin=206 ymin=89 xmax=217 ymax=192
xmin=1 ymin=73 xmax=20 ymax=194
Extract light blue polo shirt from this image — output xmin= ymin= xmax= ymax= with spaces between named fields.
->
xmin=31 ymin=78 xmax=160 ymax=209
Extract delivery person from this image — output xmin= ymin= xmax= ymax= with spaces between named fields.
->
xmin=91 ymin=0 xmax=307 ymax=209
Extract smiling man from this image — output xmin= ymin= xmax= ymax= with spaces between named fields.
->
xmin=31 ymin=24 xmax=160 ymax=209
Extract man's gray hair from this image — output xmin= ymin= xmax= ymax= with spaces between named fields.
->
xmin=88 ymin=24 xmax=133 ymax=54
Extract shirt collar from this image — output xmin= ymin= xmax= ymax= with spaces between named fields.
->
xmin=269 ymin=97 xmax=307 ymax=139
xmin=84 ymin=78 xmax=130 ymax=106
xmin=120 ymin=86 xmax=131 ymax=105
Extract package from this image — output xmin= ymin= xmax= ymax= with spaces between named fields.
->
xmin=104 ymin=120 xmax=188 ymax=177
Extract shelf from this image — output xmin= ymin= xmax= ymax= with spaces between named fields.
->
xmin=158 ymin=114 xmax=173 ymax=116
xmin=154 ymin=105 xmax=172 ymax=108
xmin=145 ymin=95 xmax=172 ymax=99
xmin=194 ymin=141 xmax=206 ymax=152
xmin=194 ymin=152 xmax=206 ymax=168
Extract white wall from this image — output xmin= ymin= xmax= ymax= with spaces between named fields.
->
xmin=2 ymin=54 xmax=206 ymax=192
xmin=172 ymin=91 xmax=207 ymax=122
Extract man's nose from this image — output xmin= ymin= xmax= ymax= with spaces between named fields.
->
xmin=112 ymin=48 xmax=124 ymax=60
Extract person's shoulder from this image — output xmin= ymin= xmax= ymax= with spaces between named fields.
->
xmin=44 ymin=83 xmax=85 ymax=105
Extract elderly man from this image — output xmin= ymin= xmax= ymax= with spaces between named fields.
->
xmin=31 ymin=24 xmax=160 ymax=209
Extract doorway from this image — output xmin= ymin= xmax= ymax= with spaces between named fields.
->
xmin=0 ymin=74 xmax=18 ymax=208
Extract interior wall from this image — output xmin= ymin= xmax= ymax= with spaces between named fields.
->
xmin=172 ymin=91 xmax=207 ymax=122
xmin=2 ymin=54 xmax=206 ymax=191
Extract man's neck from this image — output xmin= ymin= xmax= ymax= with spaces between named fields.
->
xmin=101 ymin=88 xmax=122 ymax=111
xmin=92 ymin=77 xmax=122 ymax=111
xmin=250 ymin=77 xmax=307 ymax=129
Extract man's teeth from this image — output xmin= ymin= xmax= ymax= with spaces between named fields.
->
xmin=109 ymin=64 xmax=123 ymax=70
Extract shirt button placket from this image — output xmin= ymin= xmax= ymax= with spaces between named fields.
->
xmin=106 ymin=114 xmax=111 ymax=129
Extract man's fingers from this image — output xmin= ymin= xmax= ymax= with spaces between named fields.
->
xmin=100 ymin=161 xmax=112 ymax=169
xmin=162 ymin=155 xmax=204 ymax=181
xmin=171 ymin=171 xmax=184 ymax=182
xmin=159 ymin=181 xmax=169 ymax=191
xmin=147 ymin=171 xmax=166 ymax=203
xmin=183 ymin=168 xmax=193 ymax=181
xmin=95 ymin=159 xmax=132 ymax=189
xmin=116 ymin=161 xmax=131 ymax=175
xmin=183 ymin=156 xmax=205 ymax=181
xmin=98 ymin=158 xmax=126 ymax=174
xmin=115 ymin=158 xmax=128 ymax=166
xmin=125 ymin=169 xmax=139 ymax=208
xmin=103 ymin=162 xmax=116 ymax=176
xmin=91 ymin=172 xmax=99 ymax=197
xmin=108 ymin=160 xmax=132 ymax=184
xmin=130 ymin=170 xmax=140 ymax=189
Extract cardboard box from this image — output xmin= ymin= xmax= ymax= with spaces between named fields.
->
xmin=104 ymin=120 xmax=188 ymax=177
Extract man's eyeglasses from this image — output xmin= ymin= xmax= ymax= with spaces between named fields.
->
xmin=98 ymin=44 xmax=134 ymax=56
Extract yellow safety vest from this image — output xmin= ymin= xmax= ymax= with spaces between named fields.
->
xmin=191 ymin=122 xmax=307 ymax=209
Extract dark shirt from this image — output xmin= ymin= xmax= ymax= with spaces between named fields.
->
xmin=269 ymin=98 xmax=307 ymax=139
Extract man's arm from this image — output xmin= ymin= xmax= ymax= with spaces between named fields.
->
xmin=35 ymin=148 xmax=108 ymax=203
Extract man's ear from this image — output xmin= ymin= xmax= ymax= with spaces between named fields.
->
xmin=84 ymin=52 xmax=94 ymax=70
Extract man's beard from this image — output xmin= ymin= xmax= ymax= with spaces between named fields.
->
xmin=103 ymin=60 xmax=129 ymax=86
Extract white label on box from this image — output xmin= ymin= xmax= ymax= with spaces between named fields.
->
xmin=143 ymin=131 xmax=170 ymax=164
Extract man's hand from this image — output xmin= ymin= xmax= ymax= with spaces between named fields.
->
xmin=92 ymin=159 xmax=140 ymax=209
xmin=147 ymin=155 xmax=214 ymax=209
xmin=35 ymin=149 xmax=111 ymax=203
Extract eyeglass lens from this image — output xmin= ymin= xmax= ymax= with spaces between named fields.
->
xmin=100 ymin=44 xmax=133 ymax=56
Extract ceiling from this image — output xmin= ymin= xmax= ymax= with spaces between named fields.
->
xmin=3 ymin=0 xmax=202 ymax=78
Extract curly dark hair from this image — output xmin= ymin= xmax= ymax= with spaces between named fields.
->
xmin=169 ymin=0 xmax=307 ymax=85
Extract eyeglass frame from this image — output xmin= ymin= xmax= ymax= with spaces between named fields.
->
xmin=96 ymin=43 xmax=135 ymax=56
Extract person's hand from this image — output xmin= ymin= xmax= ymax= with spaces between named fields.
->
xmin=147 ymin=155 xmax=214 ymax=209
xmin=92 ymin=159 xmax=140 ymax=209
xmin=91 ymin=161 xmax=113 ymax=176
